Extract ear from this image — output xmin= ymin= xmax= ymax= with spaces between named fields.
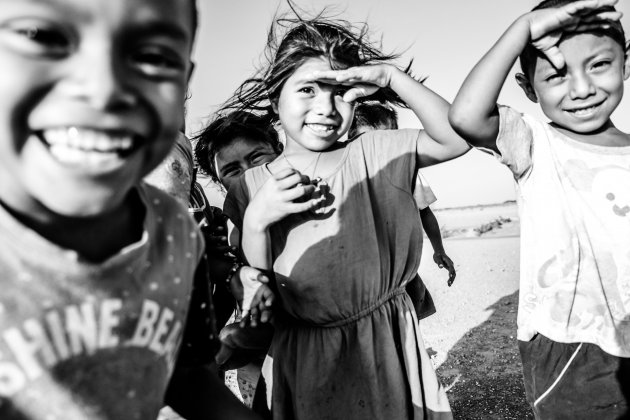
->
xmin=623 ymin=41 xmax=630 ymax=81
xmin=515 ymin=73 xmax=538 ymax=103
xmin=270 ymin=98 xmax=279 ymax=114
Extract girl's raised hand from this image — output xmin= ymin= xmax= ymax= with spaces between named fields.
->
xmin=247 ymin=167 xmax=322 ymax=230
xmin=309 ymin=64 xmax=396 ymax=102
xmin=526 ymin=0 xmax=621 ymax=69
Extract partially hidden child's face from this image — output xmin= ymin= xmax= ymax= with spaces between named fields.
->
xmin=215 ymin=136 xmax=278 ymax=192
xmin=273 ymin=57 xmax=355 ymax=152
xmin=525 ymin=32 xmax=629 ymax=134
xmin=0 ymin=0 xmax=194 ymax=217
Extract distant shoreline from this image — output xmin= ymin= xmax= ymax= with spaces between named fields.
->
xmin=432 ymin=201 xmax=519 ymax=239
xmin=433 ymin=200 xmax=517 ymax=213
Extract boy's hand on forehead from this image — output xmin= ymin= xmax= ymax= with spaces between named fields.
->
xmin=527 ymin=0 xmax=622 ymax=69
xmin=308 ymin=64 xmax=395 ymax=102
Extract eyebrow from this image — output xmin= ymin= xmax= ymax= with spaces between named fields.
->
xmin=127 ymin=21 xmax=192 ymax=44
xmin=584 ymin=46 xmax=618 ymax=60
xmin=294 ymin=80 xmax=343 ymax=93
xmin=244 ymin=147 xmax=272 ymax=161
xmin=17 ymin=0 xmax=89 ymax=20
xmin=18 ymin=0 xmax=192 ymax=43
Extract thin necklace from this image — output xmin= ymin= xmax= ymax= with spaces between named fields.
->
xmin=282 ymin=151 xmax=323 ymax=179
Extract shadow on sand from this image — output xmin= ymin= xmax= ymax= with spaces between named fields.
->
xmin=435 ymin=291 xmax=534 ymax=420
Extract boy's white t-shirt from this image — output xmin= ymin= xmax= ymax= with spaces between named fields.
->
xmin=492 ymin=105 xmax=630 ymax=357
xmin=413 ymin=172 xmax=437 ymax=210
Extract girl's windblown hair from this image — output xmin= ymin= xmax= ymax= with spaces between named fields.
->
xmin=220 ymin=7 xmax=414 ymax=119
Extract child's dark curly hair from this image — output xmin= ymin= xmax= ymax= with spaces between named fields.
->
xmin=220 ymin=5 xmax=414 ymax=119
xmin=348 ymin=101 xmax=399 ymax=138
xmin=519 ymin=0 xmax=626 ymax=78
xmin=193 ymin=111 xmax=283 ymax=185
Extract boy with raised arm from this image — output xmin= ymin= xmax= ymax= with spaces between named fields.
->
xmin=449 ymin=0 xmax=630 ymax=418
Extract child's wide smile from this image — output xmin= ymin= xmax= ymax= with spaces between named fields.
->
xmin=528 ymin=33 xmax=629 ymax=136
xmin=304 ymin=122 xmax=340 ymax=136
xmin=0 ymin=0 xmax=192 ymax=217
xmin=563 ymin=100 xmax=605 ymax=118
xmin=274 ymin=57 xmax=354 ymax=152
xmin=36 ymin=128 xmax=142 ymax=172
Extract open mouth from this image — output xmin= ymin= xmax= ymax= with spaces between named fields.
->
xmin=36 ymin=127 xmax=142 ymax=167
xmin=565 ymin=101 xmax=604 ymax=118
xmin=305 ymin=123 xmax=338 ymax=134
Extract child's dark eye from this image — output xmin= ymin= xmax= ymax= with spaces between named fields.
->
xmin=298 ymin=87 xmax=314 ymax=94
xmin=591 ymin=60 xmax=611 ymax=71
xmin=250 ymin=153 xmax=265 ymax=164
xmin=335 ymin=87 xmax=349 ymax=96
xmin=4 ymin=21 xmax=72 ymax=57
xmin=130 ymin=46 xmax=186 ymax=78
xmin=222 ymin=168 xmax=241 ymax=178
xmin=544 ymin=73 xmax=562 ymax=82
xmin=250 ymin=152 xmax=274 ymax=164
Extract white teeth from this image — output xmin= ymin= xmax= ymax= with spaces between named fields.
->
xmin=42 ymin=127 xmax=135 ymax=153
xmin=49 ymin=143 xmax=123 ymax=166
xmin=307 ymin=123 xmax=335 ymax=133
xmin=569 ymin=105 xmax=598 ymax=116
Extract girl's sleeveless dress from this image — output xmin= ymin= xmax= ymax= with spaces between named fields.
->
xmin=224 ymin=130 xmax=452 ymax=420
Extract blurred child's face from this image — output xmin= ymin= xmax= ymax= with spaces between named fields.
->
xmin=215 ymin=136 xmax=278 ymax=192
xmin=523 ymin=32 xmax=629 ymax=134
xmin=0 ymin=0 xmax=194 ymax=217
xmin=273 ymin=57 xmax=355 ymax=153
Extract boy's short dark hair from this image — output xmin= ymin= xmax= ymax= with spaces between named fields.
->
xmin=519 ymin=0 xmax=626 ymax=78
xmin=348 ymin=102 xmax=398 ymax=137
xmin=193 ymin=111 xmax=283 ymax=184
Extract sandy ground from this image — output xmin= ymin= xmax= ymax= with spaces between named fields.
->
xmin=161 ymin=202 xmax=533 ymax=419
xmin=420 ymin=236 xmax=531 ymax=419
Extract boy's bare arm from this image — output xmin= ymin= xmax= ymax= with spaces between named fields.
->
xmin=448 ymin=17 xmax=530 ymax=152
xmin=449 ymin=0 xmax=622 ymax=151
xmin=387 ymin=68 xmax=471 ymax=167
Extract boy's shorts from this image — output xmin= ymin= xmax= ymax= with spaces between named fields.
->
xmin=519 ymin=333 xmax=630 ymax=420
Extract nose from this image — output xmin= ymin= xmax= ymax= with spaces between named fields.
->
xmin=569 ymin=72 xmax=596 ymax=100
xmin=313 ymin=90 xmax=337 ymax=117
xmin=242 ymin=160 xmax=256 ymax=172
xmin=65 ymin=44 xmax=136 ymax=110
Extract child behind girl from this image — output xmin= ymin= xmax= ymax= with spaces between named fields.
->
xmin=194 ymin=111 xmax=281 ymax=334
xmin=222 ymin=16 xmax=470 ymax=420
xmin=449 ymin=0 xmax=630 ymax=417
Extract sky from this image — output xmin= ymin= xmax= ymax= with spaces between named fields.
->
xmin=187 ymin=0 xmax=630 ymax=209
